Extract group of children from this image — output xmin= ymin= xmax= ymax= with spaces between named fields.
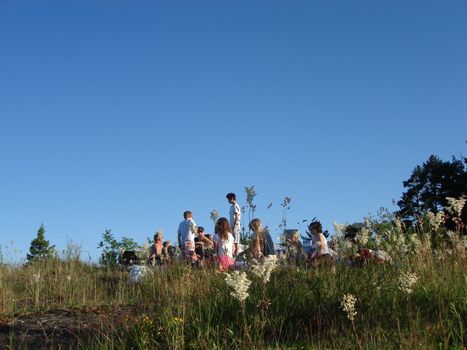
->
xmin=146 ymin=192 xmax=339 ymax=271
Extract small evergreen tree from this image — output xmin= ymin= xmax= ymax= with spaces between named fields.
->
xmin=27 ymin=224 xmax=55 ymax=262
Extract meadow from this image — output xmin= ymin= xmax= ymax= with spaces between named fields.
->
xmin=0 ymin=217 xmax=466 ymax=349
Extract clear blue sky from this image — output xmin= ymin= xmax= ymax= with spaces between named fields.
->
xmin=1 ymin=0 xmax=466 ymax=262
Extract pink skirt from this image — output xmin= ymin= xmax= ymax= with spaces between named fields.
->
xmin=216 ymin=256 xmax=235 ymax=270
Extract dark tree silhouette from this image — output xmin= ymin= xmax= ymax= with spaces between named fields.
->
xmin=397 ymin=155 xmax=466 ymax=224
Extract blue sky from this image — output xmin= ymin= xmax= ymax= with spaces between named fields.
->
xmin=0 ymin=0 xmax=466 ymax=262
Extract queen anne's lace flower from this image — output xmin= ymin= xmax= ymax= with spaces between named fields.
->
xmin=225 ymin=271 xmax=252 ymax=302
xmin=341 ymin=294 xmax=357 ymax=321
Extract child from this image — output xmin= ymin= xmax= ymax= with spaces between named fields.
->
xmin=287 ymin=231 xmax=305 ymax=265
xmin=213 ymin=217 xmax=235 ymax=271
xmin=249 ymin=218 xmax=276 ymax=260
xmin=162 ymin=240 xmax=172 ymax=263
xmin=308 ymin=221 xmax=333 ymax=265
xmin=148 ymin=231 xmax=163 ymax=266
xmin=177 ymin=211 xmax=198 ymax=264
xmin=226 ymin=192 xmax=241 ymax=256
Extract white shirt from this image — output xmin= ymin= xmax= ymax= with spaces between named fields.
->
xmin=311 ymin=233 xmax=330 ymax=258
xmin=229 ymin=202 xmax=241 ymax=228
xmin=177 ymin=218 xmax=197 ymax=246
xmin=213 ymin=233 xmax=235 ymax=258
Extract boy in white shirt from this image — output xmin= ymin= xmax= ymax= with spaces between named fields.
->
xmin=177 ymin=211 xmax=198 ymax=263
xmin=226 ymin=192 xmax=241 ymax=256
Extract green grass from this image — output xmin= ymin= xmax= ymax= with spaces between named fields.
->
xmin=1 ymin=250 xmax=466 ymax=349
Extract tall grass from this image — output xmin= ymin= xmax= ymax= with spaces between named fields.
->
xmin=1 ymin=228 xmax=466 ymax=349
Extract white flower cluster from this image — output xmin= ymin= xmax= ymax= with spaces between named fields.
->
xmin=394 ymin=218 xmax=403 ymax=232
xmin=426 ymin=211 xmax=445 ymax=230
xmin=446 ymin=197 xmax=466 ymax=217
xmin=408 ymin=234 xmax=421 ymax=253
xmin=250 ymin=258 xmax=278 ymax=284
xmin=225 ymin=271 xmax=252 ymax=302
xmin=399 ymin=272 xmax=419 ymax=295
xmin=210 ymin=210 xmax=219 ymax=224
xmin=333 ymin=221 xmax=344 ymax=235
xmin=355 ymin=228 xmax=370 ymax=246
xmin=340 ymin=293 xmax=357 ymax=321
xmin=32 ymin=272 xmax=41 ymax=284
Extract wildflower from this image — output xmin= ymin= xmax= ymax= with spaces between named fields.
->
xmin=210 ymin=210 xmax=219 ymax=224
xmin=32 ymin=272 xmax=41 ymax=283
xmin=173 ymin=317 xmax=184 ymax=325
xmin=66 ymin=274 xmax=72 ymax=282
xmin=250 ymin=258 xmax=278 ymax=284
xmin=426 ymin=211 xmax=445 ymax=230
xmin=399 ymin=272 xmax=419 ymax=295
xmin=394 ymin=218 xmax=403 ymax=232
xmin=333 ymin=222 xmax=343 ymax=236
xmin=344 ymin=240 xmax=354 ymax=251
xmin=408 ymin=234 xmax=421 ymax=252
xmin=225 ymin=271 xmax=252 ymax=302
xmin=355 ymin=228 xmax=370 ymax=246
xmin=446 ymin=197 xmax=466 ymax=217
xmin=374 ymin=234 xmax=382 ymax=248
xmin=140 ymin=314 xmax=153 ymax=326
xmin=341 ymin=294 xmax=357 ymax=321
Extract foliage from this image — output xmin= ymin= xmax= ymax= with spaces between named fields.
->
xmin=97 ymin=230 xmax=138 ymax=266
xmin=1 ymin=231 xmax=465 ymax=349
xmin=397 ymin=155 xmax=466 ymax=226
xmin=244 ymin=186 xmax=257 ymax=239
xmin=26 ymin=224 xmax=55 ymax=263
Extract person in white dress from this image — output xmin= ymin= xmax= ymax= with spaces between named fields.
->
xmin=213 ymin=217 xmax=235 ymax=271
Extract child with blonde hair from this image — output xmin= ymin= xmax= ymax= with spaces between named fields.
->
xmin=249 ymin=218 xmax=276 ymax=260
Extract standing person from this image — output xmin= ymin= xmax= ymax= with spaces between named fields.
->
xmin=148 ymin=231 xmax=164 ymax=266
xmin=249 ymin=218 xmax=276 ymax=260
xmin=226 ymin=192 xmax=241 ymax=256
xmin=213 ymin=217 xmax=235 ymax=272
xmin=177 ymin=211 xmax=198 ymax=264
